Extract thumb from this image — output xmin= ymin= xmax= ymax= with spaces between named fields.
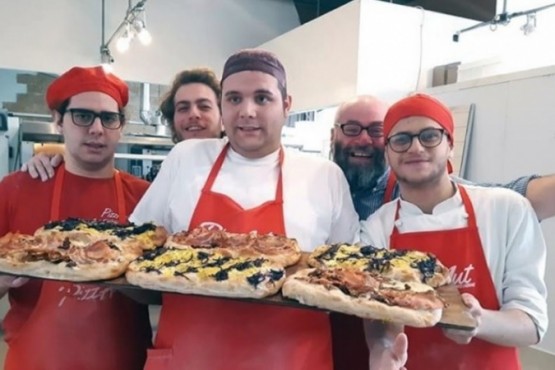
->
xmin=52 ymin=154 xmax=63 ymax=167
xmin=461 ymin=293 xmax=480 ymax=309
xmin=392 ymin=332 xmax=408 ymax=363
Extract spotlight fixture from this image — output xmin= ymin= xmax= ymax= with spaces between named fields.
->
xmin=99 ymin=0 xmax=151 ymax=66
xmin=520 ymin=13 xmax=537 ymax=36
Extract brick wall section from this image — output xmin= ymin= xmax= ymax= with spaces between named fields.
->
xmin=2 ymin=72 xmax=169 ymax=124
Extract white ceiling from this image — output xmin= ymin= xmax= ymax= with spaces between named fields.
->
xmin=0 ymin=0 xmax=301 ymax=83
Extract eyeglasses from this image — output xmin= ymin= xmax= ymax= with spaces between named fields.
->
xmin=386 ymin=128 xmax=447 ymax=153
xmin=65 ymin=108 xmax=124 ymax=129
xmin=336 ymin=121 xmax=384 ymax=138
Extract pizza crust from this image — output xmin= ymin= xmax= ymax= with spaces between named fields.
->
xmin=282 ymin=269 xmax=442 ymax=328
xmin=0 ymin=258 xmax=126 ymax=282
xmin=126 ymin=267 xmax=284 ymax=298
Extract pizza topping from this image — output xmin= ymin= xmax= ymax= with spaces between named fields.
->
xmin=311 ymin=244 xmax=449 ymax=286
xmin=165 ymin=227 xmax=301 ymax=268
xmin=172 ymin=228 xmax=227 ymax=247
xmin=301 ymin=268 xmax=444 ymax=310
xmin=0 ymin=218 xmax=168 ymax=282
xmin=130 ymin=247 xmax=285 ymax=290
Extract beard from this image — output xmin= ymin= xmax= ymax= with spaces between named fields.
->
xmin=332 ymin=142 xmax=386 ymax=193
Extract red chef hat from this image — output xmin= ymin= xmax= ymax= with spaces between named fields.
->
xmin=222 ymin=49 xmax=287 ymax=94
xmin=46 ymin=66 xmax=129 ymax=110
xmin=383 ymin=93 xmax=454 ymax=143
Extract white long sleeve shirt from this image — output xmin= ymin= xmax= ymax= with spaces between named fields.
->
xmin=360 ymin=184 xmax=548 ymax=339
xmin=131 ymin=138 xmax=360 ymax=251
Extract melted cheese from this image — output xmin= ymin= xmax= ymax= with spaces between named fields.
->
xmin=135 ymin=248 xmax=283 ymax=285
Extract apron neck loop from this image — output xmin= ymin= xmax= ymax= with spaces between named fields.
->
xmin=202 ymin=143 xmax=285 ymax=203
xmin=393 ymin=184 xmax=478 ymax=228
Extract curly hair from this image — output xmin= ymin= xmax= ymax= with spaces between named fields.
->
xmin=159 ymin=68 xmax=221 ymax=143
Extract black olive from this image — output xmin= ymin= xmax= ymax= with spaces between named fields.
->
xmin=142 ymin=247 xmax=167 ymax=261
xmin=268 ymin=269 xmax=284 ymax=281
xmin=231 ymin=261 xmax=253 ymax=271
xmin=197 ymin=251 xmax=210 ymax=260
xmin=360 ymin=245 xmax=378 ymax=256
xmin=247 ymin=272 xmax=265 ymax=287
xmin=214 ymin=270 xmax=229 ymax=281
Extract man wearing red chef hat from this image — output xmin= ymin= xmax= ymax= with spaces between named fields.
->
xmin=0 ymin=66 xmax=152 ymax=370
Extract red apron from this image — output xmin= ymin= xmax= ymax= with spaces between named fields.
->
xmin=145 ymin=144 xmax=333 ymax=370
xmin=389 ymin=185 xmax=519 ymax=370
xmin=4 ymin=164 xmax=151 ymax=370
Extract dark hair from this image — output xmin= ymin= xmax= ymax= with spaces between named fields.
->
xmin=55 ymin=98 xmax=127 ymax=126
xmin=160 ymin=68 xmax=221 ymax=141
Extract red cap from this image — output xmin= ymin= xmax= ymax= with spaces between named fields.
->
xmin=46 ymin=66 xmax=129 ymax=110
xmin=383 ymin=94 xmax=454 ymax=142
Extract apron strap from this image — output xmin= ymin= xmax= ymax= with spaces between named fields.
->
xmin=50 ymin=164 xmax=66 ymax=221
xmin=202 ymin=143 xmax=230 ymax=192
xmin=274 ymin=147 xmax=284 ymax=202
xmin=457 ymin=185 xmax=478 ymax=229
xmin=383 ymin=171 xmax=397 ymax=204
xmin=50 ymin=165 xmax=127 ymax=223
xmin=113 ymin=171 xmax=127 ymax=224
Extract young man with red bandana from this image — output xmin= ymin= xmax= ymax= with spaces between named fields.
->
xmin=0 ymin=66 xmax=152 ymax=370
xmin=360 ymin=93 xmax=548 ymax=370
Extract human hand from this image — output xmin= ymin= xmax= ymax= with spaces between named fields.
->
xmin=369 ymin=332 xmax=408 ymax=370
xmin=21 ymin=153 xmax=63 ymax=181
xmin=0 ymin=275 xmax=29 ymax=290
xmin=443 ymin=293 xmax=482 ymax=344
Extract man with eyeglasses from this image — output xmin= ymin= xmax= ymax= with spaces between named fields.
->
xmin=360 ymin=93 xmax=547 ymax=370
xmin=332 ymin=95 xmax=555 ymax=222
xmin=21 ymin=67 xmax=225 ymax=180
xmin=0 ymin=66 xmax=153 ymax=370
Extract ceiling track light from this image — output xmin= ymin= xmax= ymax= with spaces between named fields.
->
xmin=99 ymin=0 xmax=151 ymax=67
xmin=452 ymin=0 xmax=555 ymax=42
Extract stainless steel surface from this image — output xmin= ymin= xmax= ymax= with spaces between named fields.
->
xmin=0 ymin=136 xmax=8 ymax=179
xmin=114 ymin=153 xmax=167 ymax=161
xmin=20 ymin=121 xmax=173 ymax=147
xmin=21 ymin=121 xmax=61 ymax=143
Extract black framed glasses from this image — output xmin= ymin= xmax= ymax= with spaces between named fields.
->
xmin=386 ymin=128 xmax=447 ymax=153
xmin=336 ymin=121 xmax=384 ymax=138
xmin=65 ymin=108 xmax=124 ymax=129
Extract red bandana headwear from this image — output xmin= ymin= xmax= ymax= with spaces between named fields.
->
xmin=383 ymin=93 xmax=454 ymax=143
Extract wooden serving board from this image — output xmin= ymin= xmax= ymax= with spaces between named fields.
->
xmin=105 ymin=253 xmax=477 ymax=331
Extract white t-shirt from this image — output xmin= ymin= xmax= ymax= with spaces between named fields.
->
xmin=360 ymin=184 xmax=548 ymax=339
xmin=131 ymin=138 xmax=360 ymax=251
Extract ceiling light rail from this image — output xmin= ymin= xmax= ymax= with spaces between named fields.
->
xmin=453 ymin=0 xmax=555 ymax=42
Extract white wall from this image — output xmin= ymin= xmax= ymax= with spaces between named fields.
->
xmin=355 ymin=0 xmax=555 ymax=104
xmin=0 ymin=0 xmax=299 ymax=84
xmin=426 ymin=67 xmax=555 ymax=355
xmin=259 ymin=1 xmax=361 ymax=112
